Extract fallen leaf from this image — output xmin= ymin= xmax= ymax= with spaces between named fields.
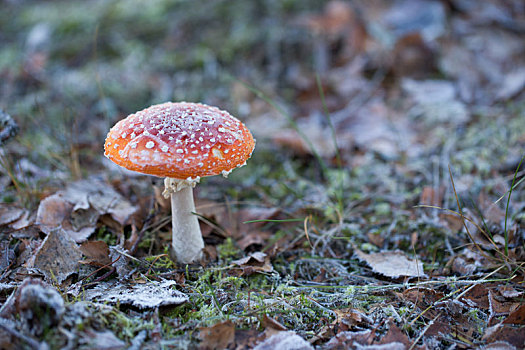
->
xmin=109 ymin=247 xmax=134 ymax=280
xmin=28 ymin=228 xmax=82 ymax=283
xmin=79 ymin=241 xmax=112 ymax=267
xmin=36 ymin=193 xmax=95 ymax=242
xmin=355 ymin=249 xmax=426 ymax=278
xmin=0 ymin=204 xmax=25 ymax=226
xmin=85 ymin=279 xmax=187 ymax=309
xmin=231 ymin=252 xmax=273 ymax=276
xmin=36 ymin=178 xmax=138 ymax=243
xmin=483 ymin=324 xmax=525 ymax=349
xmin=262 ymin=314 xmax=287 ymax=332
xmin=198 ymin=320 xmax=235 ymax=350
xmin=461 ymin=284 xmax=490 ymax=309
xmin=333 ymin=307 xmax=371 ymax=331
xmin=439 ymin=212 xmax=464 ymax=232
xmin=379 ymin=320 xmax=424 ymax=349
xmin=253 ymin=331 xmax=313 ymax=350
xmin=449 ymin=248 xmax=486 ymax=276
xmin=503 ymin=304 xmax=525 ymax=325
xmin=489 ymin=290 xmax=515 ymax=317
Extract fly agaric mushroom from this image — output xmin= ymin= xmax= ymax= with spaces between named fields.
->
xmin=104 ymin=102 xmax=255 ymax=263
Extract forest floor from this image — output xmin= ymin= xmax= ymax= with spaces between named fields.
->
xmin=0 ymin=0 xmax=524 ymax=349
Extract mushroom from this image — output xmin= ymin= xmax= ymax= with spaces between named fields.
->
xmin=104 ymin=102 xmax=255 ymax=264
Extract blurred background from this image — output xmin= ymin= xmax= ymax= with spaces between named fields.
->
xmin=1 ymin=0 xmax=524 ymax=203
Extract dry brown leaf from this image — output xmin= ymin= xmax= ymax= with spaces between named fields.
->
xmin=503 ymin=304 xmax=525 ymax=325
xmin=355 ymin=249 xmax=426 ymax=278
xmin=36 ymin=179 xmax=138 ymax=243
xmin=380 ymin=320 xmax=426 ymax=350
xmin=461 ymin=284 xmax=490 ymax=309
xmin=198 ymin=320 xmax=235 ymax=350
xmin=439 ymin=212 xmax=464 ymax=232
xmin=489 ymin=290 xmax=515 ymax=317
xmin=483 ymin=324 xmax=525 ymax=349
xmin=28 ymin=228 xmax=82 ymax=283
xmin=448 ymin=248 xmax=487 ymax=276
xmin=231 ymin=252 xmax=273 ymax=276
xmin=79 ymin=240 xmax=112 ymax=267
xmin=333 ymin=307 xmax=371 ymax=332
xmin=367 ymin=232 xmax=384 ymax=248
xmin=262 ymin=314 xmax=287 ymax=332
xmin=36 ymin=193 xmax=96 ymax=242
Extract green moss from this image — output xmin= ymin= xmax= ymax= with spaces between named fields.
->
xmin=217 ymin=237 xmax=242 ymax=261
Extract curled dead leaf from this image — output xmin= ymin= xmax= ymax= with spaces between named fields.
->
xmin=231 ymin=252 xmax=273 ymax=276
xmin=36 ymin=178 xmax=138 ymax=243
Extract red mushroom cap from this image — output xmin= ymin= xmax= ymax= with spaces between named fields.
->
xmin=104 ymin=102 xmax=255 ymax=179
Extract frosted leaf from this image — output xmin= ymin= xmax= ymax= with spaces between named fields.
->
xmin=85 ymin=280 xmax=188 ymax=309
xmin=354 ymin=249 xmax=426 ymax=278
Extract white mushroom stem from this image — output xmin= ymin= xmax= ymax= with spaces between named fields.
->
xmin=163 ymin=177 xmax=204 ymax=263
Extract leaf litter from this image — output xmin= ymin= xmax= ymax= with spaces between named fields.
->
xmin=0 ymin=0 xmax=525 ymax=349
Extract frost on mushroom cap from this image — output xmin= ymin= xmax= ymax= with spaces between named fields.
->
xmin=104 ymin=102 xmax=255 ymax=179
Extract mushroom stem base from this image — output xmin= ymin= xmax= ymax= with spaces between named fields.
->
xmin=170 ymin=186 xmax=204 ymax=264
